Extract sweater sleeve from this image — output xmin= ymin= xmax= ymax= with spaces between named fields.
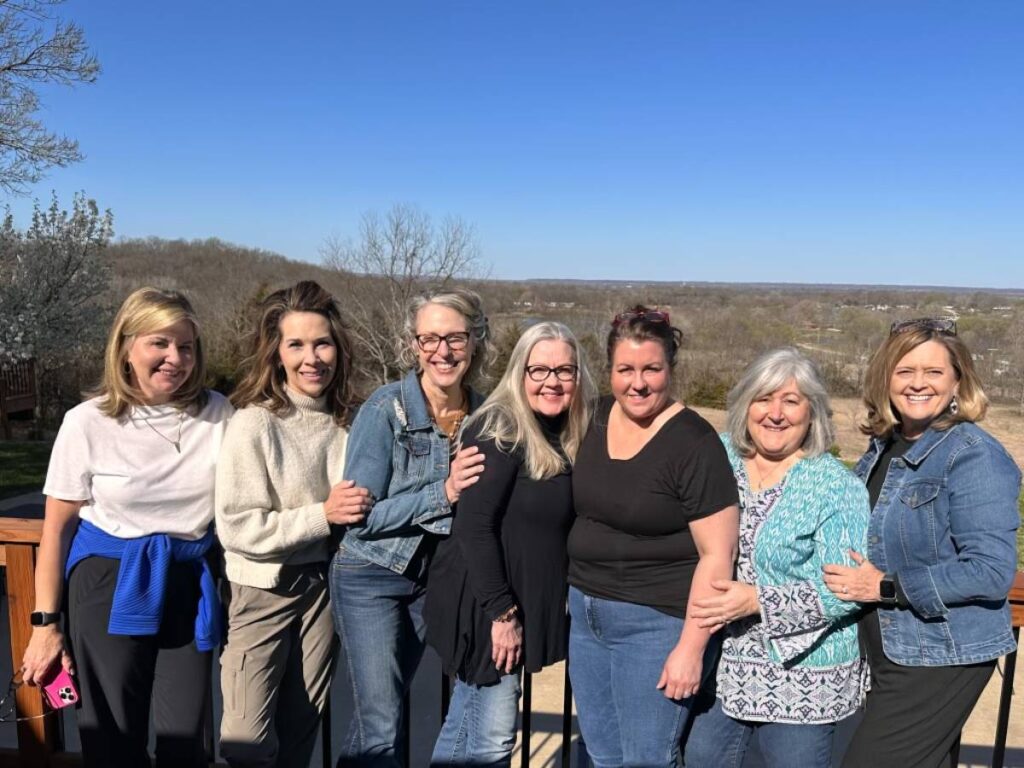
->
xmin=215 ymin=408 xmax=331 ymax=559
xmin=452 ymin=430 xmax=520 ymax=621
xmin=758 ymin=468 xmax=869 ymax=663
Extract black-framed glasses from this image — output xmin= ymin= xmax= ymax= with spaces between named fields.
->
xmin=612 ymin=309 xmax=670 ymax=327
xmin=0 ymin=673 xmax=53 ymax=723
xmin=415 ymin=332 xmax=471 ymax=353
xmin=889 ymin=318 xmax=957 ymax=337
xmin=525 ymin=364 xmax=578 ymax=382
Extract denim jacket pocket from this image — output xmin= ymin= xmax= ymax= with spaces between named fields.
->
xmin=897 ymin=480 xmax=940 ymax=510
xmin=896 ymin=480 xmax=942 ymax=563
xmin=394 ymin=433 xmax=432 ymax=477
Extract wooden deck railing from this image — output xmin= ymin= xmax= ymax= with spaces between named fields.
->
xmin=0 ymin=361 xmax=37 ymax=440
xmin=0 ymin=516 xmax=1019 ymax=767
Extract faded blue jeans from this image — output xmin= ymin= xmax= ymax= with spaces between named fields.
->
xmin=430 ymin=672 xmax=522 ymax=767
xmin=568 ymin=586 xmax=717 ymax=768
xmin=685 ymin=696 xmax=836 ymax=768
xmin=331 ymin=545 xmax=429 ymax=768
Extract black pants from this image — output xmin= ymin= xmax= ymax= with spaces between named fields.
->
xmin=67 ymin=555 xmax=211 ymax=768
xmin=842 ymin=611 xmax=995 ymax=768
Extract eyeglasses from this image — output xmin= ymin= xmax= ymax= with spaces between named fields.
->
xmin=415 ymin=332 xmax=471 ymax=353
xmin=0 ymin=673 xmax=54 ymax=723
xmin=612 ymin=309 xmax=670 ymax=327
xmin=525 ymin=364 xmax=579 ymax=382
xmin=889 ymin=318 xmax=957 ymax=337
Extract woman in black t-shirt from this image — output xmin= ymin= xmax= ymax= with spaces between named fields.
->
xmin=425 ymin=321 xmax=596 ymax=766
xmin=567 ymin=306 xmax=739 ymax=768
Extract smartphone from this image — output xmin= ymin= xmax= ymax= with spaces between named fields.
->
xmin=40 ymin=667 xmax=79 ymax=710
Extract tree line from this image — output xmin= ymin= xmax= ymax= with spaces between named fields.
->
xmin=4 ymin=197 xmax=1024 ymax=430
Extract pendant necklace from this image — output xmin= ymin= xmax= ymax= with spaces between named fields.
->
xmin=143 ymin=411 xmax=185 ymax=453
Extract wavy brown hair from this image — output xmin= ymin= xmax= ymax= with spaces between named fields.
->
xmin=860 ymin=327 xmax=988 ymax=438
xmin=231 ymin=281 xmax=357 ymax=426
xmin=93 ymin=287 xmax=208 ymax=418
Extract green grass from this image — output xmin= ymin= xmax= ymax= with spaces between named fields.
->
xmin=0 ymin=440 xmax=51 ymax=500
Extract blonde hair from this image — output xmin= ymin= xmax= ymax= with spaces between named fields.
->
xmin=397 ymin=287 xmax=493 ymax=385
xmin=231 ymin=281 xmax=357 ymax=427
xmin=467 ymin=322 xmax=596 ymax=480
xmin=860 ymin=327 xmax=988 ymax=438
xmin=93 ymin=287 xmax=208 ymax=418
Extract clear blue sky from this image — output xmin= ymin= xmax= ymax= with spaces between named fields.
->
xmin=9 ymin=1 xmax=1024 ymax=287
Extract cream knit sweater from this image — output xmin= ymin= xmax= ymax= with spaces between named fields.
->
xmin=216 ymin=388 xmax=348 ymax=588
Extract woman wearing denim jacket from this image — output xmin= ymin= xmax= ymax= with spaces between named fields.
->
xmin=823 ymin=319 xmax=1021 ymax=768
xmin=685 ymin=348 xmax=869 ymax=768
xmin=332 ymin=288 xmax=491 ymax=767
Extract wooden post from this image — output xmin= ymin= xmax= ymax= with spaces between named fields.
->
xmin=4 ymin=538 xmax=59 ymax=767
xmin=992 ymin=572 xmax=1024 ymax=768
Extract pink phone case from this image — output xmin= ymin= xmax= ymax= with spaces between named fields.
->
xmin=40 ymin=668 xmax=79 ymax=709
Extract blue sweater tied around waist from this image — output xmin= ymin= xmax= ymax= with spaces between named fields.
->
xmin=66 ymin=520 xmax=222 ymax=652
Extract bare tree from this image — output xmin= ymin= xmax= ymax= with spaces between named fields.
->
xmin=1 ymin=0 xmax=100 ymax=193
xmin=321 ymin=204 xmax=485 ymax=387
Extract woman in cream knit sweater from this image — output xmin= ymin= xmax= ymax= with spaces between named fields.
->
xmin=216 ymin=281 xmax=372 ymax=768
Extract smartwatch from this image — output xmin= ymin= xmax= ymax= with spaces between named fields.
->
xmin=879 ymin=576 xmax=898 ymax=606
xmin=30 ymin=611 xmax=62 ymax=627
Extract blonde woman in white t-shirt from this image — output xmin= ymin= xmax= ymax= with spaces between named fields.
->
xmin=21 ymin=287 xmax=233 ymax=768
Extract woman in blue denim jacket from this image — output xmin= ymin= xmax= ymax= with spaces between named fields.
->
xmin=823 ymin=319 xmax=1021 ymax=768
xmin=331 ymin=287 xmax=491 ymax=767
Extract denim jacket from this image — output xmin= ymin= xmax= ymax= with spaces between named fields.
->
xmin=339 ymin=370 xmax=484 ymax=574
xmin=856 ymin=421 xmax=1020 ymax=666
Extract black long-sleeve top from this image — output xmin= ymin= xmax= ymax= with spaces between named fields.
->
xmin=424 ymin=412 xmax=573 ymax=686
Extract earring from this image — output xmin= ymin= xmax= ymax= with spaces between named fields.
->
xmin=949 ymin=395 xmax=959 ymax=416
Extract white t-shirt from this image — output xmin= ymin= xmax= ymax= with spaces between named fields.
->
xmin=44 ymin=391 xmax=234 ymax=540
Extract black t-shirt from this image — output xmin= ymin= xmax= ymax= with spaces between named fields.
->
xmin=567 ymin=396 xmax=739 ymax=618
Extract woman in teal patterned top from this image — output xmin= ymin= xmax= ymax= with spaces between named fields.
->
xmin=685 ymin=347 xmax=870 ymax=768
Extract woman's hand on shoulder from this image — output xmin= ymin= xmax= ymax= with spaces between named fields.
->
xmin=656 ymin=641 xmax=703 ymax=700
xmin=691 ymin=579 xmax=759 ymax=630
xmin=324 ymin=480 xmax=374 ymax=525
xmin=490 ymin=612 xmax=523 ymax=675
xmin=445 ymin=445 xmax=485 ymax=504
xmin=21 ymin=627 xmax=73 ymax=687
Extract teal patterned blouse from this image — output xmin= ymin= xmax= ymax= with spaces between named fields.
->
xmin=715 ymin=434 xmax=871 ymax=724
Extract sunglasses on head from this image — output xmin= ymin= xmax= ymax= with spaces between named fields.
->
xmin=612 ymin=309 xmax=670 ymax=327
xmin=889 ymin=318 xmax=957 ymax=337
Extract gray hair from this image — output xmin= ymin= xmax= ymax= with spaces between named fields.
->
xmin=468 ymin=321 xmax=596 ymax=480
xmin=397 ymin=287 xmax=494 ymax=384
xmin=725 ymin=347 xmax=836 ymax=458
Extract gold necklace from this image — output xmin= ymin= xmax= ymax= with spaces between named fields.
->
xmin=748 ymin=454 xmax=798 ymax=491
xmin=143 ymin=411 xmax=185 ymax=453
xmin=428 ymin=389 xmax=468 ymax=440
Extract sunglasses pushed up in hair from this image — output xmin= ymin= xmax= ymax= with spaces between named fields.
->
xmin=612 ymin=309 xmax=671 ymax=327
xmin=889 ymin=318 xmax=957 ymax=337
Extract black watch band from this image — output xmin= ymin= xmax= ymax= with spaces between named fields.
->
xmin=30 ymin=611 xmax=62 ymax=627
xmin=879 ymin=576 xmax=898 ymax=605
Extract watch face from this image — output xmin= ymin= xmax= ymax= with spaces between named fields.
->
xmin=880 ymin=580 xmax=897 ymax=600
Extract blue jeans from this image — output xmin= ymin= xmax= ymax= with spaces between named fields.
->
xmin=331 ymin=546 xmax=429 ymax=768
xmin=685 ymin=696 xmax=835 ymax=768
xmin=567 ymin=587 xmax=715 ymax=768
xmin=430 ymin=673 xmax=522 ymax=767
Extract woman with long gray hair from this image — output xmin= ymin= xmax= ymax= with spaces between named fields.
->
xmin=425 ymin=321 xmax=596 ymax=766
xmin=685 ymin=347 xmax=869 ymax=768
